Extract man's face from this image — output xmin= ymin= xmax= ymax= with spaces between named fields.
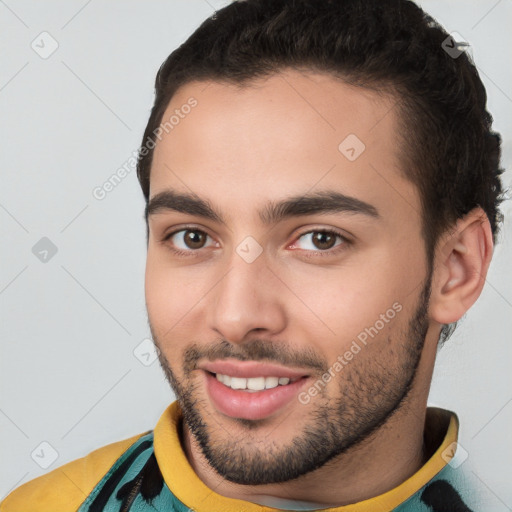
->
xmin=145 ymin=70 xmax=433 ymax=485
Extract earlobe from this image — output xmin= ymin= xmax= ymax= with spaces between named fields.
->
xmin=430 ymin=209 xmax=494 ymax=325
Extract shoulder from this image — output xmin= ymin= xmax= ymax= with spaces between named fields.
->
xmin=0 ymin=431 xmax=151 ymax=512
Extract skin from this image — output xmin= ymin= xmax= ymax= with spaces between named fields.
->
xmin=144 ymin=69 xmax=493 ymax=506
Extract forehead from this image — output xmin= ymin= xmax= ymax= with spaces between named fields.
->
xmin=149 ymin=69 xmax=420 ymax=230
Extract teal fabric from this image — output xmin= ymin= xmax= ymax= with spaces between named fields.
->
xmin=77 ymin=433 xmax=188 ymax=512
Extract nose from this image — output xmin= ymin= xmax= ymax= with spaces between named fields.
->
xmin=207 ymin=248 xmax=287 ymax=344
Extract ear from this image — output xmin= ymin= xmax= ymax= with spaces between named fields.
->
xmin=429 ymin=207 xmax=494 ymax=325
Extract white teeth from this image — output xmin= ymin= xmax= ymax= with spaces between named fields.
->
xmin=230 ymin=377 xmax=246 ymax=390
xmin=214 ymin=373 xmax=294 ymax=391
xmin=216 ymin=374 xmax=232 ymax=386
xmin=265 ymin=376 xmax=279 ymax=389
xmin=247 ymin=377 xmax=266 ymax=391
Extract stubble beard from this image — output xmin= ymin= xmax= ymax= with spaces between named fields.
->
xmin=150 ymin=274 xmax=432 ymax=486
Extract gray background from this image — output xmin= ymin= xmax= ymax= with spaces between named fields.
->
xmin=1 ymin=0 xmax=511 ymax=506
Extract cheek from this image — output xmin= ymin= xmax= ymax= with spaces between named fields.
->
xmin=144 ymin=250 xmax=204 ymax=341
xmin=284 ymin=252 xmax=421 ymax=350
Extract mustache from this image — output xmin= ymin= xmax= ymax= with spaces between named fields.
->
xmin=182 ymin=339 xmax=328 ymax=374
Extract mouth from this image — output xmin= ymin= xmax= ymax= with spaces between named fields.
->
xmin=210 ymin=372 xmax=303 ymax=392
xmin=199 ymin=360 xmax=311 ymax=421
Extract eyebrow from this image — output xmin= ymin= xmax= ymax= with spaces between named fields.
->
xmin=146 ymin=189 xmax=380 ymax=225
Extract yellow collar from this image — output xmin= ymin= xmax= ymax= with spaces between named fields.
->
xmin=153 ymin=401 xmax=458 ymax=511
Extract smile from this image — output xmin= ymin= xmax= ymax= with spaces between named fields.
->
xmin=214 ymin=373 xmax=301 ymax=392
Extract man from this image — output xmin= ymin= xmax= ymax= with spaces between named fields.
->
xmin=1 ymin=0 xmax=506 ymax=510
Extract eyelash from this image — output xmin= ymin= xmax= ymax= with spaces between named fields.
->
xmin=161 ymin=225 xmax=351 ymax=259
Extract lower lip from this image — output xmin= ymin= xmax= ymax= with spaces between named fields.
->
xmin=204 ymin=371 xmax=308 ymax=421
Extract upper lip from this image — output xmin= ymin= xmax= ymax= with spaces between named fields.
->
xmin=200 ymin=359 xmax=310 ymax=379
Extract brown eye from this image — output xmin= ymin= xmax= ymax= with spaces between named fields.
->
xmin=311 ymin=231 xmax=337 ymax=250
xmin=163 ymin=228 xmax=214 ymax=255
xmin=298 ymin=229 xmax=346 ymax=251
xmin=293 ymin=229 xmax=351 ymax=258
xmin=182 ymin=230 xmax=207 ymax=249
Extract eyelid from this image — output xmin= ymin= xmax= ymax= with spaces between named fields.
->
xmin=161 ymin=224 xmax=213 ymax=242
xmin=290 ymin=225 xmax=353 ymax=244
xmin=287 ymin=227 xmax=351 ymax=257
xmin=161 ymin=224 xmax=218 ymax=252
